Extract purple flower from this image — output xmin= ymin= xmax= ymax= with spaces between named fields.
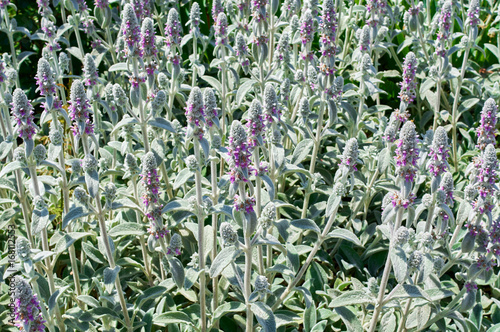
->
xmin=37 ymin=0 xmax=52 ymax=17
xmin=76 ymin=0 xmax=87 ymax=11
xmin=436 ymin=1 xmax=453 ymax=57
xmin=469 ymin=144 xmax=498 ymax=214
xmin=235 ymin=32 xmax=250 ymax=67
xmin=141 ymin=152 xmax=167 ymax=239
xmin=140 ymin=17 xmax=157 ymax=58
xmin=190 ymin=2 xmax=201 ymax=32
xmin=185 ymin=87 xmax=205 ymax=139
xmin=320 ymin=0 xmax=337 ymax=47
xmin=427 ymin=127 xmax=450 ymax=177
xmin=467 ymin=0 xmax=480 ymax=27
xmin=35 ymin=58 xmax=56 ymax=97
xmin=274 ymin=31 xmax=290 ymax=64
xmin=234 ymin=194 xmax=256 ymax=213
xmin=94 ymin=0 xmax=108 ymax=9
xmin=476 ymin=98 xmax=497 ymax=151
xmin=252 ymin=0 xmax=267 ymax=23
xmin=439 ymin=172 xmax=454 ymax=205
xmin=358 ymin=25 xmax=370 ymax=52
xmin=0 ymin=0 xmax=10 ymax=9
xmin=167 ymin=233 xmax=182 ymax=256
xmin=399 ymin=52 xmax=418 ymax=105
xmin=215 ymin=12 xmax=228 ymax=46
xmin=165 ymin=8 xmax=182 ymax=49
xmin=476 ymin=254 xmax=496 ymax=271
xmin=395 ymin=121 xmax=419 ymax=183
xmin=121 ymin=4 xmax=141 ymax=56
xmin=465 ymin=281 xmax=478 ymax=293
xmin=366 ymin=0 xmax=387 ymax=27
xmin=212 ymin=0 xmax=224 ymax=22
xmin=11 ymin=89 xmax=37 ymax=140
xmin=131 ymin=0 xmax=151 ymax=21
xmin=228 ymin=120 xmax=251 ymax=183
xmin=83 ymin=54 xmax=98 ymax=87
xmin=68 ymin=79 xmax=94 ymax=136
xmin=300 ymin=9 xmax=315 ymax=46
xmin=203 ymin=88 xmax=218 ymax=128
xmin=491 ymin=217 xmax=500 ymax=245
xmin=13 ymin=277 xmax=46 ymax=332
xmin=390 ymin=191 xmax=417 ymax=209
xmin=246 ymin=99 xmax=265 ymax=148
xmin=263 ymin=84 xmax=280 ymax=125
xmin=340 ymin=138 xmax=359 ymax=173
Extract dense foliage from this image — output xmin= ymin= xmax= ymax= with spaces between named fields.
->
xmin=0 ymin=0 xmax=500 ymax=331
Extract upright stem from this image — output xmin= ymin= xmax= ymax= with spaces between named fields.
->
xmin=29 ymin=165 xmax=66 ymax=332
xmin=451 ymin=46 xmax=471 ymax=170
xmin=53 ymin=112 xmax=83 ymax=302
xmin=272 ymin=200 xmax=341 ymax=311
xmin=221 ymin=48 xmax=227 ymax=137
xmin=95 ymin=197 xmax=132 ymax=331
xmin=210 ymin=130 xmax=220 ymax=314
xmin=132 ymin=178 xmax=153 ymax=286
xmin=0 ymin=106 xmax=33 ymax=245
xmin=433 ymin=79 xmax=441 ymax=129
xmin=240 ymin=182 xmax=253 ymax=332
xmin=3 ymin=12 xmax=20 ymax=88
xmin=300 ymin=97 xmax=326 ymax=219
xmin=368 ymin=208 xmax=404 ymax=332
xmin=192 ymin=36 xmax=198 ymax=86
xmin=194 ymin=140 xmax=207 ymax=332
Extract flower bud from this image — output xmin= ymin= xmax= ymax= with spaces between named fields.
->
xmin=73 ymin=187 xmax=90 ymax=205
xmin=168 ymin=233 xmax=182 ymax=255
xmin=408 ymin=250 xmax=423 ymax=270
xmin=220 ymin=222 xmax=238 ymax=247
xmin=367 ymin=277 xmax=379 ymax=295
xmin=103 ymin=182 xmax=117 ymax=207
xmin=254 ymin=275 xmax=270 ymax=293
xmin=16 ymin=237 xmax=31 ymax=262
xmin=33 ymin=144 xmax=47 ymax=163
xmin=394 ymin=226 xmax=410 ymax=245
xmin=13 ymin=147 xmax=26 ymax=164
xmin=113 ymin=84 xmax=128 ymax=107
xmin=186 ymin=155 xmax=199 ymax=171
xmin=83 ymin=54 xmax=98 ymax=87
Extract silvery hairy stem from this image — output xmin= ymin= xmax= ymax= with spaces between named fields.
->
xmin=239 ymin=181 xmax=254 ymax=332
xmin=2 ymin=11 xmax=19 ymax=88
xmin=301 ymin=95 xmax=326 ymax=219
xmin=0 ymin=105 xmax=33 ymax=245
xmin=451 ymin=44 xmax=471 ymax=170
xmin=210 ymin=129 xmax=220 ymax=313
xmin=28 ymin=162 xmax=66 ymax=332
xmin=131 ymin=176 xmax=154 ymax=286
xmin=82 ymin=135 xmax=133 ymax=331
xmin=132 ymin=57 xmax=150 ymax=152
xmin=192 ymin=35 xmax=198 ymax=87
xmin=368 ymin=208 xmax=404 ymax=332
xmin=272 ymin=188 xmax=342 ymax=311
xmin=50 ymin=111 xmax=83 ymax=303
xmin=221 ymin=47 xmax=228 ymax=136
xmin=193 ymin=139 xmax=207 ymax=332
xmin=433 ymin=77 xmax=441 ymax=130
xmin=253 ymin=147 xmax=265 ymax=275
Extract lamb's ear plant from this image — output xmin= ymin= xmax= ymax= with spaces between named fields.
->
xmin=1 ymin=0 xmax=500 ymax=331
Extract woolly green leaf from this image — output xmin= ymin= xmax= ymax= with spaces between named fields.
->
xmin=328 ymin=290 xmax=375 ymax=308
xmin=291 ymin=139 xmax=314 ymax=165
xmin=251 ymin=302 xmax=276 ymax=332
xmin=154 ymin=311 xmax=194 ymax=326
xmin=213 ymin=301 xmax=246 ymax=322
xmin=325 ymin=229 xmax=361 ymax=246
